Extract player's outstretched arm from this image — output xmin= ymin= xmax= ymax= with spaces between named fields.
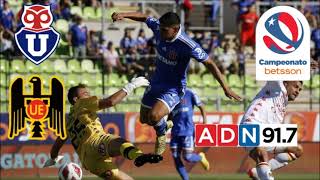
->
xmin=50 ymin=137 xmax=67 ymax=160
xmin=99 ymin=77 xmax=150 ymax=109
xmin=111 ymin=12 xmax=148 ymax=22
xmin=198 ymin=105 xmax=207 ymax=124
xmin=43 ymin=137 xmax=66 ymax=167
xmin=203 ymin=59 xmax=242 ymax=101
xmin=98 ymin=89 xmax=128 ymax=109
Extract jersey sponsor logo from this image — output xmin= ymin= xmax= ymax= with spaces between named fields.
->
xmin=8 ymin=75 xmax=66 ymax=140
xmin=172 ymin=107 xmax=190 ymax=116
xmin=195 ymin=124 xmax=297 ymax=147
xmin=14 ymin=5 xmax=60 ymax=65
xmin=157 ymin=54 xmax=177 ymax=66
xmin=256 ymin=6 xmax=310 ymax=81
xmin=180 ymin=99 xmax=187 ymax=105
xmin=168 ymin=50 xmax=177 ymax=60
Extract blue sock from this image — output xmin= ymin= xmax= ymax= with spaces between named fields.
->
xmin=153 ymin=118 xmax=166 ymax=136
xmin=173 ymin=156 xmax=189 ymax=180
xmin=183 ymin=153 xmax=201 ymax=163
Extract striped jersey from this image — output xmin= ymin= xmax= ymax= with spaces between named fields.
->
xmin=241 ymin=81 xmax=288 ymax=124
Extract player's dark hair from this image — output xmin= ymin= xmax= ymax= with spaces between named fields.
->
xmin=67 ymin=84 xmax=87 ymax=105
xmin=159 ymin=12 xmax=180 ymax=27
xmin=284 ymin=81 xmax=303 ymax=85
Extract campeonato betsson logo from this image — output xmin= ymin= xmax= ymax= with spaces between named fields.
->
xmin=263 ymin=12 xmax=304 ymax=54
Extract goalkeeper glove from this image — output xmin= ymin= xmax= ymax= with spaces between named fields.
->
xmin=123 ymin=77 xmax=150 ymax=95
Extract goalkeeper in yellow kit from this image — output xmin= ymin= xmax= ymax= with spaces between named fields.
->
xmin=43 ymin=77 xmax=163 ymax=180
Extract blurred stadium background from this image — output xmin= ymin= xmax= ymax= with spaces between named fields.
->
xmin=0 ymin=0 xmax=319 ymax=179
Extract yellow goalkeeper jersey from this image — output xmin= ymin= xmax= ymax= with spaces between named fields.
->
xmin=66 ymin=96 xmax=105 ymax=160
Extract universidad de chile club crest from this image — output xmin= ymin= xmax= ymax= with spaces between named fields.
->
xmin=15 ymin=5 xmax=60 ymax=65
xmin=263 ymin=12 xmax=304 ymax=54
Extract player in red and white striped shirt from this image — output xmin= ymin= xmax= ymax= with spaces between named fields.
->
xmin=240 ymin=81 xmax=304 ymax=180
xmin=241 ymin=59 xmax=319 ymax=179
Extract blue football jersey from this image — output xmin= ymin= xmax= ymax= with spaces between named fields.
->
xmin=171 ymin=89 xmax=203 ymax=136
xmin=145 ymin=17 xmax=209 ymax=89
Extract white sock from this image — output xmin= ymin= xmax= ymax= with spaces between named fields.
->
xmin=155 ymin=118 xmax=165 ymax=127
xmin=268 ymin=158 xmax=288 ymax=171
xmin=256 ymin=162 xmax=274 ymax=180
xmin=269 ymin=152 xmax=297 ymax=170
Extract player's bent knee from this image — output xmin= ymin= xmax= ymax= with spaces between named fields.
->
xmin=145 ymin=111 xmax=161 ymax=126
xmin=182 ymin=153 xmax=193 ymax=162
xmin=149 ymin=110 xmax=162 ymax=122
xmin=171 ymin=148 xmax=180 ymax=158
xmin=293 ymin=145 xmax=303 ymax=158
xmin=286 ymin=145 xmax=303 ymax=159
xmin=296 ymin=144 xmax=304 ymax=157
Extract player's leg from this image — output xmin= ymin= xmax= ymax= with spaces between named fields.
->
xmin=149 ymin=100 xmax=170 ymax=132
xmin=105 ymin=136 xmax=163 ymax=166
xmin=80 ymin=45 xmax=86 ymax=60
xmin=182 ymin=150 xmax=201 ymax=162
xmin=150 ymin=100 xmax=175 ymax=154
xmin=140 ymin=86 xmax=181 ymax=154
xmin=82 ymin=146 xmax=121 ymax=180
xmin=249 ymin=147 xmax=274 ymax=180
xmin=140 ymin=85 xmax=157 ymax=125
xmin=181 ymin=136 xmax=210 ymax=171
xmin=249 ymin=145 xmax=303 ymax=178
xmin=140 ymin=87 xmax=170 ymax=154
xmin=140 ymin=103 xmax=173 ymax=155
xmin=249 ymin=31 xmax=256 ymax=57
xmin=268 ymin=145 xmax=303 ymax=171
xmin=240 ymin=31 xmax=248 ymax=46
xmin=106 ymin=137 xmax=142 ymax=159
xmin=73 ymin=46 xmax=80 ymax=59
xmin=170 ymin=136 xmax=189 ymax=180
xmin=286 ymin=144 xmax=303 ymax=158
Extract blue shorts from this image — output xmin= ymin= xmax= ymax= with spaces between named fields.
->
xmin=141 ymin=84 xmax=185 ymax=112
xmin=170 ymin=135 xmax=194 ymax=151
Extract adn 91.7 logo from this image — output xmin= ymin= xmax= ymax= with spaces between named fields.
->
xmin=195 ymin=124 xmax=298 ymax=147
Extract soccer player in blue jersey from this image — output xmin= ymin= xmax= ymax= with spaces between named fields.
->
xmin=112 ymin=11 xmax=242 ymax=155
xmin=169 ymin=88 xmax=210 ymax=180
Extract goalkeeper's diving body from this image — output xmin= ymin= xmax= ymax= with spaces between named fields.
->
xmin=43 ymin=77 xmax=163 ymax=180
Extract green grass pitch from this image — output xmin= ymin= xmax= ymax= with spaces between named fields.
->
xmin=4 ymin=173 xmax=320 ymax=180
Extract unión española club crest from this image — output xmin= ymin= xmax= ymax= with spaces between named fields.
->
xmin=8 ymin=75 xmax=66 ymax=140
